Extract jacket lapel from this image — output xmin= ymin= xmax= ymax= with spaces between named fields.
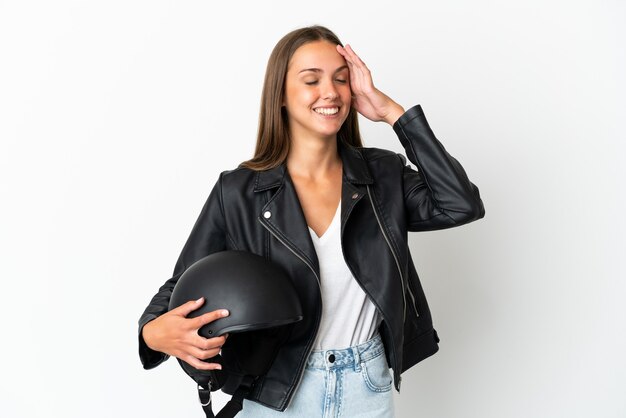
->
xmin=338 ymin=141 xmax=373 ymax=237
xmin=257 ymin=166 xmax=321 ymax=275
xmin=254 ymin=140 xmax=374 ymax=275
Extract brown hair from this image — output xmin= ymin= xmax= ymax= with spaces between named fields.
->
xmin=239 ymin=25 xmax=362 ymax=171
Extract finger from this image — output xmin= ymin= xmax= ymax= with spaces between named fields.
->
xmin=189 ymin=335 xmax=227 ymax=361
xmin=191 ymin=345 xmax=223 ymax=360
xmin=337 ymin=44 xmax=358 ymax=69
xmin=345 ymin=44 xmax=368 ymax=70
xmin=341 ymin=44 xmax=359 ymax=65
xmin=192 ymin=308 xmax=229 ymax=329
xmin=342 ymin=45 xmax=373 ymax=85
xmin=183 ymin=354 xmax=223 ymax=371
xmin=170 ymin=297 xmax=205 ymax=317
xmin=344 ymin=46 xmax=372 ymax=87
xmin=194 ymin=335 xmax=228 ymax=351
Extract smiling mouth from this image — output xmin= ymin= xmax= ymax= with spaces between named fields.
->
xmin=313 ymin=107 xmax=339 ymax=116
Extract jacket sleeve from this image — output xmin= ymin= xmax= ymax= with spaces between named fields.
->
xmin=137 ymin=172 xmax=228 ymax=369
xmin=392 ymin=105 xmax=485 ymax=231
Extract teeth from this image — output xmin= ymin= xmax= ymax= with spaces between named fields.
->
xmin=314 ymin=107 xmax=339 ymax=115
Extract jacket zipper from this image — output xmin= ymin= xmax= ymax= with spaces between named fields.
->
xmin=258 ymin=217 xmax=321 ymax=409
xmin=366 ymin=185 xmax=420 ymax=322
xmin=339 ymin=196 xmax=392 ymax=359
xmin=339 ymin=193 xmax=410 ymax=391
xmin=366 ymin=184 xmax=422 ymax=391
xmin=405 ymin=273 xmax=420 ymax=320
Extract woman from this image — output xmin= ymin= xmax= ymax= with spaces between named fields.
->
xmin=139 ymin=25 xmax=484 ymax=417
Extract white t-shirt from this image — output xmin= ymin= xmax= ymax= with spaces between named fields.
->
xmin=308 ymin=200 xmax=382 ymax=350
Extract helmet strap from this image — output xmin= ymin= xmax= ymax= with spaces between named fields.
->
xmin=198 ymin=375 xmax=255 ymax=418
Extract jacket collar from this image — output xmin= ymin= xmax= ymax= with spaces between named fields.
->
xmin=253 ymin=140 xmax=373 ymax=192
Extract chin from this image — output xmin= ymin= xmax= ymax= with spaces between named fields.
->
xmin=317 ymin=125 xmax=343 ymax=139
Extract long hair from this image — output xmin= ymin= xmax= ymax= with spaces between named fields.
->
xmin=239 ymin=25 xmax=363 ymax=171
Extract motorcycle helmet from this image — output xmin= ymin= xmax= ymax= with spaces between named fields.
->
xmin=168 ymin=250 xmax=303 ymax=418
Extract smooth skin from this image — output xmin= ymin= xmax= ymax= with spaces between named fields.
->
xmin=142 ymin=41 xmax=405 ymax=371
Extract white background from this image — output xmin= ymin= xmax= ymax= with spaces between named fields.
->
xmin=1 ymin=1 xmax=624 ymax=417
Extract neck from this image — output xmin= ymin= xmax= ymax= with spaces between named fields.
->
xmin=286 ymin=134 xmax=341 ymax=180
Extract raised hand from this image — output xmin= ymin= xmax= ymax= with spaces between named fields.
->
xmin=336 ymin=44 xmax=405 ymax=125
xmin=142 ymin=297 xmax=229 ymax=371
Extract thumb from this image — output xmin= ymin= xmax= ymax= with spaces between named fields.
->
xmin=170 ymin=297 xmax=205 ymax=317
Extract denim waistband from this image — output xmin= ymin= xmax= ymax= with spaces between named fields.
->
xmin=305 ymin=333 xmax=385 ymax=370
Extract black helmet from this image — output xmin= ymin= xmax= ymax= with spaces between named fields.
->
xmin=168 ymin=250 xmax=303 ymax=418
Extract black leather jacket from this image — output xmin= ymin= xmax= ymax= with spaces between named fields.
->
xmin=138 ymin=104 xmax=485 ymax=411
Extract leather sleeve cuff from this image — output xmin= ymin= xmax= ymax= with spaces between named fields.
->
xmin=401 ymin=328 xmax=440 ymax=373
xmin=392 ymin=104 xmax=424 ymax=133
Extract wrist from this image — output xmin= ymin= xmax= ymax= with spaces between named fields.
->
xmin=384 ymin=103 xmax=405 ymax=126
xmin=142 ymin=320 xmax=159 ymax=351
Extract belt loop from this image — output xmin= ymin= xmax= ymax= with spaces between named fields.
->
xmin=351 ymin=345 xmax=361 ymax=372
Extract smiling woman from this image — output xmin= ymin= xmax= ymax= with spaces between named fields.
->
xmin=138 ymin=25 xmax=485 ymax=418
xmin=283 ymin=41 xmax=352 ymax=142
xmin=239 ymin=26 xmax=363 ymax=172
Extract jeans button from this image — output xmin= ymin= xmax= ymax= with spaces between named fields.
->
xmin=328 ymin=353 xmax=335 ymax=363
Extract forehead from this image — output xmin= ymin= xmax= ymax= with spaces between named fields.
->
xmin=288 ymin=40 xmax=347 ymax=71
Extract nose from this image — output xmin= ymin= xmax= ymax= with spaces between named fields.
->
xmin=322 ymin=79 xmax=338 ymax=100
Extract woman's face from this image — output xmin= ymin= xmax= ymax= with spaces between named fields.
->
xmin=283 ymin=40 xmax=352 ymax=142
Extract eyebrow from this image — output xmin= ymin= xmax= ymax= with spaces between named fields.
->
xmin=298 ymin=65 xmax=349 ymax=74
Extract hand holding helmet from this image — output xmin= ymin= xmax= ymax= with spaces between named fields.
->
xmin=142 ymin=297 xmax=229 ymax=371
xmin=164 ymin=250 xmax=304 ymax=418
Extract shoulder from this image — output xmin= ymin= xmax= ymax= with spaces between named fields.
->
xmin=358 ymin=146 xmax=400 ymax=161
xmin=219 ymin=165 xmax=255 ymax=181
xmin=217 ymin=164 xmax=286 ymax=197
xmin=217 ymin=165 xmax=258 ymax=191
xmin=355 ymin=146 xmax=407 ymax=170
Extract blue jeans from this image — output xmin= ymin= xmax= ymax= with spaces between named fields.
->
xmin=238 ymin=333 xmax=395 ymax=417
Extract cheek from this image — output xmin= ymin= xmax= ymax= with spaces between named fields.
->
xmin=341 ymin=87 xmax=352 ymax=107
xmin=287 ymin=87 xmax=314 ymax=107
